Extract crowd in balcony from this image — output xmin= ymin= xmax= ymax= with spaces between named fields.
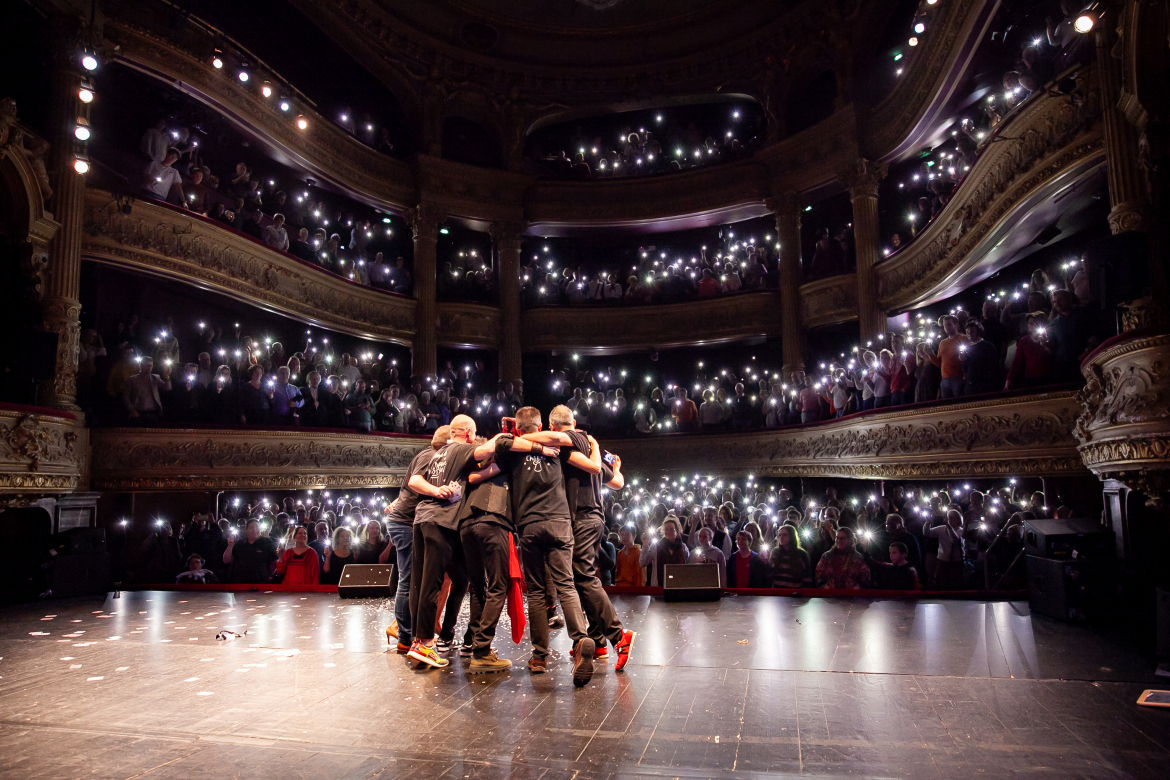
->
xmin=121 ymin=474 xmax=1075 ymax=592
xmin=875 ymin=0 xmax=1096 ymax=259
xmin=521 ymin=232 xmax=779 ymax=308
xmin=528 ymin=103 xmax=764 ymax=180
xmin=134 ymin=119 xmax=413 ymax=294
xmin=82 ymin=310 xmax=518 ymax=433
xmin=532 ymin=260 xmax=1103 ymax=434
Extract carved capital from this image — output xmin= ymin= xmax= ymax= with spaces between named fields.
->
xmin=837 ymin=158 xmax=888 ymax=199
xmin=404 ymin=203 xmax=446 ymax=241
xmin=489 ymin=221 xmax=526 ymax=256
xmin=1075 ymin=332 xmax=1170 ymax=501
xmin=1107 ymin=201 xmax=1146 ymax=234
xmin=764 ymin=193 xmax=802 ymax=220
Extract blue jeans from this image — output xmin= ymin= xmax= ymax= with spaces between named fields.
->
xmin=387 ymin=522 xmax=413 ymax=643
xmin=874 ymin=395 xmax=891 ymax=409
xmin=939 ymin=377 xmax=964 ymax=399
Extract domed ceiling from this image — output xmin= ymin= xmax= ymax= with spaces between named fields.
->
xmin=311 ymin=0 xmax=800 ymax=69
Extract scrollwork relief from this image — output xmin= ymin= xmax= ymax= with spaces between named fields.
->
xmin=82 ymin=191 xmax=416 ymax=342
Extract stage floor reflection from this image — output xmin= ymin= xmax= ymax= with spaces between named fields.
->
xmin=1 ymin=591 xmax=1167 ymax=779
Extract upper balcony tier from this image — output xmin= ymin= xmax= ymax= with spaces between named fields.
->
xmin=97 ymin=0 xmax=998 ymax=232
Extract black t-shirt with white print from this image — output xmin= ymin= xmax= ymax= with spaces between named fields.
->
xmin=414 ymin=442 xmax=479 ymax=530
xmin=495 ymin=438 xmax=571 ymax=528
xmin=385 ymin=447 xmax=435 ymax=526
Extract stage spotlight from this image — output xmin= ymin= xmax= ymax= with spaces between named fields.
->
xmin=73 ymin=157 xmax=90 ymax=174
xmin=1074 ymin=11 xmax=1098 ymax=33
xmin=81 ymin=53 xmax=98 ymax=71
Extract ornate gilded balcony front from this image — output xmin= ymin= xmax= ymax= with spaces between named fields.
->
xmin=0 ymin=405 xmax=84 ymax=495
xmin=877 ymin=66 xmax=1106 ymax=313
xmin=81 ymin=190 xmax=417 ymax=344
xmin=608 ymin=389 xmax=1086 ymax=480
xmin=90 ymin=427 xmax=430 ymax=491
xmin=521 ymin=292 xmax=783 ymax=353
xmin=1076 ymin=330 xmax=1170 ymax=506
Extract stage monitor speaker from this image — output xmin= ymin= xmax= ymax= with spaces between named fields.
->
xmin=50 ymin=552 xmax=110 ymax=599
xmin=663 ymin=563 xmax=721 ymax=602
xmin=338 ymin=564 xmax=394 ymax=598
xmin=1026 ymin=555 xmax=1110 ymax=623
xmin=1023 ymin=519 xmax=1114 ymax=560
xmin=51 ymin=526 xmax=107 ymax=555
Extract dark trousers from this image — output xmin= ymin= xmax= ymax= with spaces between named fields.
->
xmin=573 ymin=513 xmax=624 ymax=647
xmin=460 ymin=520 xmax=511 ymax=657
xmin=519 ymin=519 xmax=588 ymax=659
xmin=408 ymin=523 xmax=465 ymax=644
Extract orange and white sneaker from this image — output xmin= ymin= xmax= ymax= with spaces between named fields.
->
xmin=613 ymin=630 xmax=636 ymax=672
xmin=406 ymin=640 xmax=449 ymax=669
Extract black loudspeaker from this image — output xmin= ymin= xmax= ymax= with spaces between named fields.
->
xmin=51 ymin=527 xmax=107 ymax=555
xmin=1023 ymin=519 xmax=1114 ymax=560
xmin=338 ymin=564 xmax=394 ymax=598
xmin=50 ymin=552 xmax=111 ymax=599
xmin=663 ymin=563 xmax=721 ymax=602
xmin=1026 ymin=555 xmax=1111 ymax=622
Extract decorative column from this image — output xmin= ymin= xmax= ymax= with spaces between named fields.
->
xmin=1096 ymin=24 xmax=1147 ymax=234
xmin=766 ymin=193 xmax=805 ymax=374
xmin=42 ymin=25 xmax=87 ymax=412
xmin=490 ymin=221 xmax=525 ymax=386
xmin=838 ymin=159 xmax=889 ymax=344
xmin=405 ymin=203 xmax=443 ymax=378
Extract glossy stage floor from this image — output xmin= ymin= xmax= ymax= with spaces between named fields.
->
xmin=1 ymin=591 xmax=1169 ymax=779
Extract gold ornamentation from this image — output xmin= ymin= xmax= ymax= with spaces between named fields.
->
xmin=1075 ymin=332 xmax=1170 ymax=502
xmin=837 ymin=158 xmax=888 ymax=199
xmin=436 ymin=302 xmax=501 ymax=348
xmin=877 ymin=68 xmax=1104 ymax=311
xmin=82 ymin=190 xmax=416 ymax=342
xmin=0 ymin=410 xmax=81 ymax=494
xmin=521 ymin=291 xmax=785 ymax=352
xmin=610 ymin=391 xmax=1085 ymax=479
xmin=90 ymin=428 xmax=429 ymax=491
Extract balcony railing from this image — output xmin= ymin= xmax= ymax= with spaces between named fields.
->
xmin=90 ymin=425 xmax=429 ymax=491
xmin=82 ymin=189 xmax=418 ymax=344
xmin=0 ymin=404 xmax=84 ymax=494
xmin=606 ymin=388 xmax=1086 ymax=480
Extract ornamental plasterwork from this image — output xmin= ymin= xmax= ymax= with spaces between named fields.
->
xmin=609 ymin=391 xmax=1085 ymax=479
xmin=1075 ymin=333 xmax=1170 ymax=504
xmin=90 ymin=428 xmax=429 ymax=491
xmin=0 ymin=411 xmax=81 ymax=493
xmin=81 ymin=191 xmax=416 ymax=343
xmin=877 ymin=68 xmax=1104 ymax=311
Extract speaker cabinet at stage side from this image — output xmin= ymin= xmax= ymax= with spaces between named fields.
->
xmin=338 ymin=564 xmax=394 ymax=598
xmin=663 ymin=563 xmax=722 ymax=602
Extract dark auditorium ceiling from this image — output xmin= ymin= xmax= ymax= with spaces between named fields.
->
xmin=343 ymin=0 xmax=791 ymax=67
xmin=287 ymin=0 xmax=903 ymax=103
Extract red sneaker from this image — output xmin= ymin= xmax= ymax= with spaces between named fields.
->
xmin=613 ymin=629 xmax=636 ymax=672
xmin=595 ymin=645 xmax=609 ymax=659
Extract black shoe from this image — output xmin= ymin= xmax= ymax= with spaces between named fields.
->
xmin=459 ymin=643 xmax=473 ymax=658
xmin=572 ymin=638 xmax=595 ymax=687
xmin=434 ymin=638 xmax=452 ymax=653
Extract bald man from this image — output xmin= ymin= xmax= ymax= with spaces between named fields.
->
xmin=405 ymin=415 xmax=556 ymax=669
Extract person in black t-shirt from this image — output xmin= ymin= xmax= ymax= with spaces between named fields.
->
xmin=222 ymin=519 xmax=278 ymax=583
xmin=455 ymin=450 xmax=519 ymax=672
xmin=382 ymin=427 xmax=445 ymax=653
xmin=546 ymin=404 xmax=637 ymax=672
xmin=405 ymin=415 xmax=551 ymax=670
xmin=498 ymin=406 xmax=599 ymax=687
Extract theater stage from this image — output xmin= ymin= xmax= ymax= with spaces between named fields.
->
xmin=1 ymin=590 xmax=1168 ymax=779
